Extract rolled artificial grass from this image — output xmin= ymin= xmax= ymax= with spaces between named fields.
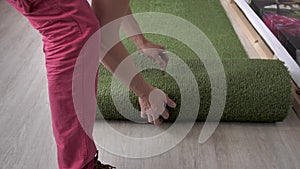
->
xmin=97 ymin=58 xmax=291 ymax=122
xmin=96 ymin=0 xmax=292 ymax=122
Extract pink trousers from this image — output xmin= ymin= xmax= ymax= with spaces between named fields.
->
xmin=6 ymin=0 xmax=100 ymax=168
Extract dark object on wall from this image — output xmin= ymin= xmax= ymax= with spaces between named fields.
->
xmin=249 ymin=0 xmax=300 ymax=66
xmin=249 ymin=0 xmax=300 ymax=19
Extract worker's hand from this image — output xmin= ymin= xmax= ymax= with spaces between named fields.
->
xmin=138 ymin=88 xmax=176 ymax=125
xmin=138 ymin=40 xmax=169 ymax=72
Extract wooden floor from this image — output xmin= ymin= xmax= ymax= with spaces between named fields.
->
xmin=1 ymin=1 xmax=300 ymax=169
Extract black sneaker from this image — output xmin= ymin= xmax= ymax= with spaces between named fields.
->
xmin=93 ymin=150 xmax=116 ymax=169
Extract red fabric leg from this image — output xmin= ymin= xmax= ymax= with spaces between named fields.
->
xmin=6 ymin=0 xmax=100 ymax=168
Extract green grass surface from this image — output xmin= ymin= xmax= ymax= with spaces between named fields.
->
xmin=96 ymin=0 xmax=291 ymax=122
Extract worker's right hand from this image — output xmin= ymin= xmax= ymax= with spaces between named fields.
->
xmin=138 ymin=88 xmax=176 ymax=125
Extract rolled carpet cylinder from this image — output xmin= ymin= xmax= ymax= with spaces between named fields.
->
xmin=97 ymin=58 xmax=291 ymax=122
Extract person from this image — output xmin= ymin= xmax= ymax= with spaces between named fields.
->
xmin=6 ymin=0 xmax=176 ymax=169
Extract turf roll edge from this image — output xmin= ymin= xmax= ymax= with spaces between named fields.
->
xmin=97 ymin=58 xmax=291 ymax=122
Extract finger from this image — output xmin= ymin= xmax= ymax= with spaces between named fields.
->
xmin=159 ymin=52 xmax=169 ymax=71
xmin=140 ymin=111 xmax=147 ymax=118
xmin=150 ymin=55 xmax=166 ymax=71
xmin=150 ymin=48 xmax=165 ymax=53
xmin=166 ymin=96 xmax=176 ymax=108
xmin=153 ymin=117 xmax=163 ymax=125
xmin=158 ymin=48 xmax=166 ymax=53
xmin=157 ymin=58 xmax=167 ymax=71
xmin=147 ymin=114 xmax=154 ymax=123
xmin=140 ymin=51 xmax=153 ymax=60
xmin=142 ymin=48 xmax=164 ymax=57
xmin=160 ymin=53 xmax=169 ymax=65
xmin=161 ymin=110 xmax=169 ymax=119
xmin=160 ymin=63 xmax=167 ymax=72
xmin=158 ymin=60 xmax=167 ymax=72
xmin=142 ymin=49 xmax=167 ymax=71
xmin=139 ymin=97 xmax=150 ymax=118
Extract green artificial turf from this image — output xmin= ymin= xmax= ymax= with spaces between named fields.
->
xmin=96 ymin=0 xmax=292 ymax=122
xmin=97 ymin=58 xmax=291 ymax=122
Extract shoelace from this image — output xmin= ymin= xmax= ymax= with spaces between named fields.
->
xmin=93 ymin=151 xmax=116 ymax=169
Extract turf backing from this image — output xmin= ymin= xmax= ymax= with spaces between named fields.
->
xmin=96 ymin=0 xmax=292 ymax=122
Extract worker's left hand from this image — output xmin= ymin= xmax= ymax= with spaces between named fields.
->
xmin=138 ymin=40 xmax=169 ymax=71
